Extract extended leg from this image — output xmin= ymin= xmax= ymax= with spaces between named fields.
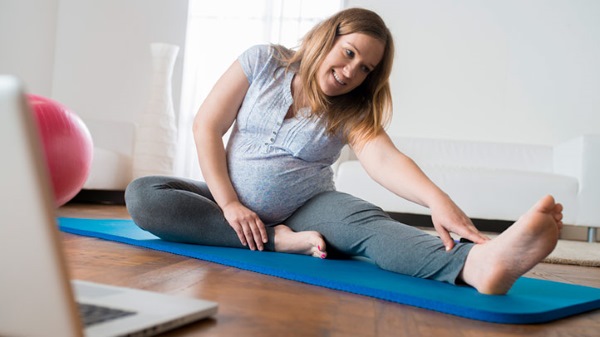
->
xmin=283 ymin=191 xmax=472 ymax=284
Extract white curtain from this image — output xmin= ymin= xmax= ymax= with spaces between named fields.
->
xmin=175 ymin=0 xmax=343 ymax=180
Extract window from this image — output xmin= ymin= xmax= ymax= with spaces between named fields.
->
xmin=176 ymin=0 xmax=343 ymax=179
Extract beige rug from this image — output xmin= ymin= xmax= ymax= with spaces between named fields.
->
xmin=544 ymin=240 xmax=600 ymax=267
xmin=422 ymin=229 xmax=600 ymax=267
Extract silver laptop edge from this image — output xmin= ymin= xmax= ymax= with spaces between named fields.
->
xmin=0 ymin=75 xmax=217 ymax=337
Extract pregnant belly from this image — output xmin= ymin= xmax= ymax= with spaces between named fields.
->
xmin=229 ymin=157 xmax=334 ymax=225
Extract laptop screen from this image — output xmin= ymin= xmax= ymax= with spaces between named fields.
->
xmin=0 ymin=76 xmax=83 ymax=337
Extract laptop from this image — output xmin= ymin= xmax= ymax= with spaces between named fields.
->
xmin=0 ymin=75 xmax=218 ymax=337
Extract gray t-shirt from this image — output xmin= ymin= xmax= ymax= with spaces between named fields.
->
xmin=227 ymin=44 xmax=345 ymax=225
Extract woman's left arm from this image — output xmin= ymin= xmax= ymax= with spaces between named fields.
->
xmin=350 ymin=131 xmax=489 ymax=250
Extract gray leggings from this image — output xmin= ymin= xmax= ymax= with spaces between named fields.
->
xmin=125 ymin=175 xmax=473 ymax=284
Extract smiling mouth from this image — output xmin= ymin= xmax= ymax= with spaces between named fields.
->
xmin=332 ymin=70 xmax=346 ymax=85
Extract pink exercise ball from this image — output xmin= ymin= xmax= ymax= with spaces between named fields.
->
xmin=28 ymin=95 xmax=93 ymax=207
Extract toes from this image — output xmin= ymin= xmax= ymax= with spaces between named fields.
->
xmin=312 ymin=238 xmax=327 ymax=259
xmin=535 ymin=195 xmax=556 ymax=213
xmin=555 ymin=203 xmax=563 ymax=213
xmin=312 ymin=250 xmax=327 ymax=259
xmin=554 ymin=212 xmax=563 ymax=222
xmin=316 ymin=240 xmax=326 ymax=253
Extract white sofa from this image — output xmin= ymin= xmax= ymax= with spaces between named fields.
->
xmin=82 ymin=119 xmax=134 ymax=192
xmin=334 ymin=135 xmax=600 ymax=242
xmin=79 ymin=121 xmax=600 ymax=242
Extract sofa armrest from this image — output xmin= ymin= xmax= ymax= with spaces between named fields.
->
xmin=554 ymin=135 xmax=600 ymax=227
xmin=82 ymin=118 xmax=135 ymax=191
xmin=332 ymin=145 xmax=357 ymax=179
xmin=84 ymin=118 xmax=135 ymax=157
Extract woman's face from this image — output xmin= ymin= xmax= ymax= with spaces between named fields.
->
xmin=317 ymin=32 xmax=385 ymax=97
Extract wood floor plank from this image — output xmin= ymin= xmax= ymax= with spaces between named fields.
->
xmin=57 ymin=203 xmax=600 ymax=336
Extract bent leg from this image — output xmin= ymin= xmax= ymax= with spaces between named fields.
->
xmin=125 ymin=176 xmax=275 ymax=250
xmin=284 ymin=191 xmax=473 ymax=284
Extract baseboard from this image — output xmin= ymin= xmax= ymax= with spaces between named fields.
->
xmin=70 ymin=189 xmax=125 ymax=205
xmin=388 ymin=212 xmax=512 ymax=233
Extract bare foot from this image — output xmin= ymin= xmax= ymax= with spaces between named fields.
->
xmin=273 ymin=224 xmax=327 ymax=259
xmin=460 ymin=195 xmax=563 ymax=295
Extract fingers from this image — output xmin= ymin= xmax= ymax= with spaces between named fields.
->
xmin=458 ymin=224 xmax=490 ymax=245
xmin=223 ymin=202 xmax=268 ymax=251
xmin=435 ymin=227 xmax=455 ymax=251
xmin=234 ymin=226 xmax=248 ymax=247
xmin=258 ymin=222 xmax=269 ymax=244
xmin=432 ymin=214 xmax=488 ymax=251
xmin=441 ymin=212 xmax=489 ymax=245
xmin=430 ymin=199 xmax=489 ymax=250
xmin=236 ymin=219 xmax=266 ymax=251
xmin=248 ymin=219 xmax=268 ymax=251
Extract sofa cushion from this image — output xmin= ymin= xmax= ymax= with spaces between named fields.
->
xmin=335 ymin=161 xmax=578 ymax=224
xmin=83 ymin=147 xmax=132 ymax=190
xmin=392 ymin=137 xmax=554 ymax=173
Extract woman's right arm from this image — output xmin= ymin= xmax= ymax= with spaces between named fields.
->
xmin=192 ymin=60 xmax=268 ymax=251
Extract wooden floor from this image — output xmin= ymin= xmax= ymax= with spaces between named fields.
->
xmin=57 ymin=203 xmax=600 ymax=337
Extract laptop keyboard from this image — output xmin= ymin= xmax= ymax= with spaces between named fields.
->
xmin=78 ymin=303 xmax=136 ymax=327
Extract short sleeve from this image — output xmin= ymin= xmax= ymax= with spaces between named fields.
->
xmin=238 ymin=44 xmax=273 ymax=84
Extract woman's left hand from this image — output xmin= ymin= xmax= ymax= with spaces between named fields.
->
xmin=430 ymin=197 xmax=490 ymax=251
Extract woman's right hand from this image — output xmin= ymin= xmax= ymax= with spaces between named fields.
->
xmin=222 ymin=201 xmax=268 ymax=251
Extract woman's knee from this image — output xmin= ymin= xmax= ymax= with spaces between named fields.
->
xmin=126 ymin=176 xmax=164 ymax=198
xmin=124 ymin=176 xmax=174 ymax=225
xmin=125 ymin=175 xmax=187 ymax=203
xmin=125 ymin=177 xmax=154 ymax=211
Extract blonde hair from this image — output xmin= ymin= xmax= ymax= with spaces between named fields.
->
xmin=276 ymin=7 xmax=394 ymax=145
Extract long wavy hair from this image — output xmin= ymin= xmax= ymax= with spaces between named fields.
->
xmin=276 ymin=7 xmax=394 ymax=145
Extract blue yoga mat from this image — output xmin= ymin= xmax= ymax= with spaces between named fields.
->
xmin=58 ymin=217 xmax=600 ymax=324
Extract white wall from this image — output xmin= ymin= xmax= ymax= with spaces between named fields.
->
xmin=0 ymin=0 xmax=60 ymax=96
xmin=0 ymin=0 xmax=188 ymax=127
xmin=52 ymin=0 xmax=188 ymax=126
xmin=346 ymin=0 xmax=600 ymax=145
xmin=3 ymin=0 xmax=598 ymax=148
